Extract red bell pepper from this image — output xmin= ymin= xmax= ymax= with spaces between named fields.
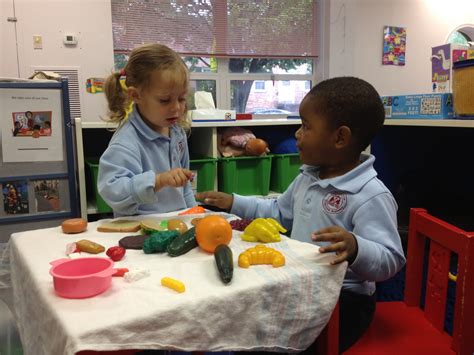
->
xmin=106 ymin=246 xmax=126 ymax=261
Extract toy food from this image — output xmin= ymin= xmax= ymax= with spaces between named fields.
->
xmin=191 ymin=217 xmax=203 ymax=226
xmin=124 ymin=268 xmax=150 ymax=282
xmin=229 ymin=218 xmax=253 ymax=231
xmin=245 ymin=138 xmax=269 ymax=156
xmin=214 ymin=244 xmax=233 ymax=284
xmin=143 ymin=230 xmax=179 ymax=254
xmin=112 ymin=268 xmax=129 ymax=277
xmin=97 ymin=220 xmax=141 ymax=233
xmin=195 ymin=215 xmax=232 ymax=253
xmin=178 ymin=205 xmax=206 ymax=215
xmin=161 ymin=277 xmax=185 ymax=293
xmin=61 ymin=218 xmax=87 ymax=234
xmin=238 ymin=245 xmax=285 ymax=268
xmin=140 ymin=219 xmax=167 ymax=233
xmin=118 ymin=235 xmax=150 ymax=250
xmin=65 ymin=242 xmax=79 ymax=255
xmin=167 ymin=219 xmax=188 ymax=234
xmin=106 ymin=246 xmax=126 ymax=261
xmin=76 ymin=239 xmax=105 ymax=254
xmin=167 ymin=227 xmax=198 ymax=257
xmin=241 ymin=218 xmax=286 ymax=243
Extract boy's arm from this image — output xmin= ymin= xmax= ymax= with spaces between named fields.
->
xmin=349 ymin=193 xmax=406 ymax=282
xmin=231 ymin=183 xmax=295 ymax=231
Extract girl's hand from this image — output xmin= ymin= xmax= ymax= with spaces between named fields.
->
xmin=195 ymin=191 xmax=233 ymax=210
xmin=312 ymin=226 xmax=358 ymax=265
xmin=155 ymin=168 xmax=194 ymax=191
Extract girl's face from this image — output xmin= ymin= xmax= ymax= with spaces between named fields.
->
xmin=131 ymin=69 xmax=187 ymax=134
xmin=295 ymin=96 xmax=337 ymax=167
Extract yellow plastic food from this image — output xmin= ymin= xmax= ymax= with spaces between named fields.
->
xmin=238 ymin=245 xmax=285 ymax=268
xmin=161 ymin=277 xmax=186 ymax=293
xmin=167 ymin=219 xmax=188 ymax=235
xmin=76 ymin=239 xmax=105 ymax=254
xmin=241 ymin=218 xmax=287 ymax=243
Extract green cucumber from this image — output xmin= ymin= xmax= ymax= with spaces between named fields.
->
xmin=214 ymin=244 xmax=233 ymax=284
xmin=167 ymin=227 xmax=198 ymax=257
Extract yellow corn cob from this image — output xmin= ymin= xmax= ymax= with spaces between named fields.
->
xmin=161 ymin=277 xmax=186 ymax=293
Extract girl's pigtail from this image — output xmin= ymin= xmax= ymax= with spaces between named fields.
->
xmin=104 ymin=71 xmax=131 ymax=124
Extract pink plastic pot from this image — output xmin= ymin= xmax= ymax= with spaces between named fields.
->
xmin=49 ymin=257 xmax=116 ymax=299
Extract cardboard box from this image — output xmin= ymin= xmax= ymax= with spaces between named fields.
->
xmin=382 ymin=93 xmax=453 ymax=119
xmin=188 ymin=109 xmax=236 ymax=122
xmin=431 ymin=44 xmax=470 ymax=93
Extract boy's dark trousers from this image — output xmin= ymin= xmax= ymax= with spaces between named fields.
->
xmin=337 ymin=289 xmax=376 ymax=353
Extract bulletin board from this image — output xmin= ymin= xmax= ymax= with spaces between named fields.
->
xmin=0 ymin=79 xmax=78 ymax=224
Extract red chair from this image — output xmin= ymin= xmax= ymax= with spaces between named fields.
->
xmin=344 ymin=208 xmax=474 ymax=355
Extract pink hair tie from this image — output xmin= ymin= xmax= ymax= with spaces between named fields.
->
xmin=119 ymin=68 xmax=126 ymax=76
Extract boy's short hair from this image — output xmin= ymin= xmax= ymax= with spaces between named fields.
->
xmin=307 ymin=77 xmax=385 ymax=152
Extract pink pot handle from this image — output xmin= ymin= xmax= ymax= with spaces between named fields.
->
xmin=49 ymin=258 xmax=70 ymax=276
xmin=49 ymin=258 xmax=70 ymax=267
xmin=93 ymin=268 xmax=116 ymax=278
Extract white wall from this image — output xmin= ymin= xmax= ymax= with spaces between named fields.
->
xmin=1 ymin=0 xmax=114 ymax=122
xmin=328 ymin=0 xmax=474 ymax=95
xmin=2 ymin=0 xmax=473 ymax=117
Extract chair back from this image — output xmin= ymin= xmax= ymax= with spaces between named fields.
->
xmin=404 ymin=208 xmax=474 ymax=355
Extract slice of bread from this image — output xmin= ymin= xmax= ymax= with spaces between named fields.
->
xmin=140 ymin=219 xmax=167 ymax=233
xmin=97 ymin=219 xmax=141 ymax=233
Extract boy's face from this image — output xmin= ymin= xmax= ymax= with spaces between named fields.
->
xmin=295 ymin=96 xmax=337 ymax=166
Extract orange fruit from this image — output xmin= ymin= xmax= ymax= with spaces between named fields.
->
xmin=195 ymin=215 xmax=232 ymax=253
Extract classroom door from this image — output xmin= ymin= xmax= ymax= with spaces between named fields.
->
xmin=0 ymin=0 xmax=20 ymax=77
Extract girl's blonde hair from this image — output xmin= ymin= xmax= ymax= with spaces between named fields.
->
xmin=104 ymin=43 xmax=191 ymax=131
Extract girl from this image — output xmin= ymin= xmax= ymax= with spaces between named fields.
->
xmin=98 ymin=43 xmax=196 ymax=216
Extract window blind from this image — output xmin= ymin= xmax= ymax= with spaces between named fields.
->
xmin=111 ymin=0 xmax=318 ymax=58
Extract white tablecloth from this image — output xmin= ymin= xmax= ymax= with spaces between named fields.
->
xmin=8 ymin=212 xmax=346 ymax=355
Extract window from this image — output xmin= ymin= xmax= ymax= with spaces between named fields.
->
xmin=254 ymin=81 xmax=266 ymax=91
xmin=111 ymin=1 xmax=318 ymax=115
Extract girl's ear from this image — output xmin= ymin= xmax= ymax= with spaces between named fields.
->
xmin=334 ymin=125 xmax=352 ymax=149
xmin=127 ymin=86 xmax=140 ymax=103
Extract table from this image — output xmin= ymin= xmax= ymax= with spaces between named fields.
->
xmin=8 ymin=212 xmax=346 ymax=355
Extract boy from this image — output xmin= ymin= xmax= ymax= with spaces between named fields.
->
xmin=196 ymin=77 xmax=406 ymax=352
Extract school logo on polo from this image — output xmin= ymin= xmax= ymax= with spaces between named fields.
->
xmin=322 ymin=192 xmax=347 ymax=214
xmin=178 ymin=140 xmax=185 ymax=156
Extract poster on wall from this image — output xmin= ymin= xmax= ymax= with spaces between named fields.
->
xmin=1 ymin=180 xmax=29 ymax=215
xmin=382 ymin=26 xmax=406 ymax=66
xmin=0 ymin=88 xmax=63 ymax=162
xmin=33 ymin=179 xmax=61 ymax=213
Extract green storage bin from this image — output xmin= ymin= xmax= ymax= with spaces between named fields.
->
xmin=270 ymin=153 xmax=302 ymax=192
xmin=189 ymin=156 xmax=217 ymax=192
xmin=218 ymin=155 xmax=272 ymax=196
xmin=85 ymin=158 xmax=113 ymax=213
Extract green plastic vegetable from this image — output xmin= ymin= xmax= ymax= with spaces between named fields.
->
xmin=143 ymin=230 xmax=179 ymax=254
xmin=167 ymin=227 xmax=198 ymax=257
xmin=214 ymin=244 xmax=233 ymax=284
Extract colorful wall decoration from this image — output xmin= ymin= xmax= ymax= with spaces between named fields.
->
xmin=383 ymin=26 xmax=407 ymax=66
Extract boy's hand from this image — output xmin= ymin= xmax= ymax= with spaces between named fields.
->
xmin=195 ymin=191 xmax=233 ymax=211
xmin=155 ymin=168 xmax=194 ymax=191
xmin=312 ymin=226 xmax=358 ymax=265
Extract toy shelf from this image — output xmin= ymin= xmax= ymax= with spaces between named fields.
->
xmin=76 ymin=118 xmax=301 ymax=218
xmin=76 ymin=117 xmax=474 ymax=219
xmin=384 ymin=119 xmax=474 ymax=128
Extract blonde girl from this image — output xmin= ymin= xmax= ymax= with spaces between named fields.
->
xmin=98 ymin=43 xmax=196 ymax=216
